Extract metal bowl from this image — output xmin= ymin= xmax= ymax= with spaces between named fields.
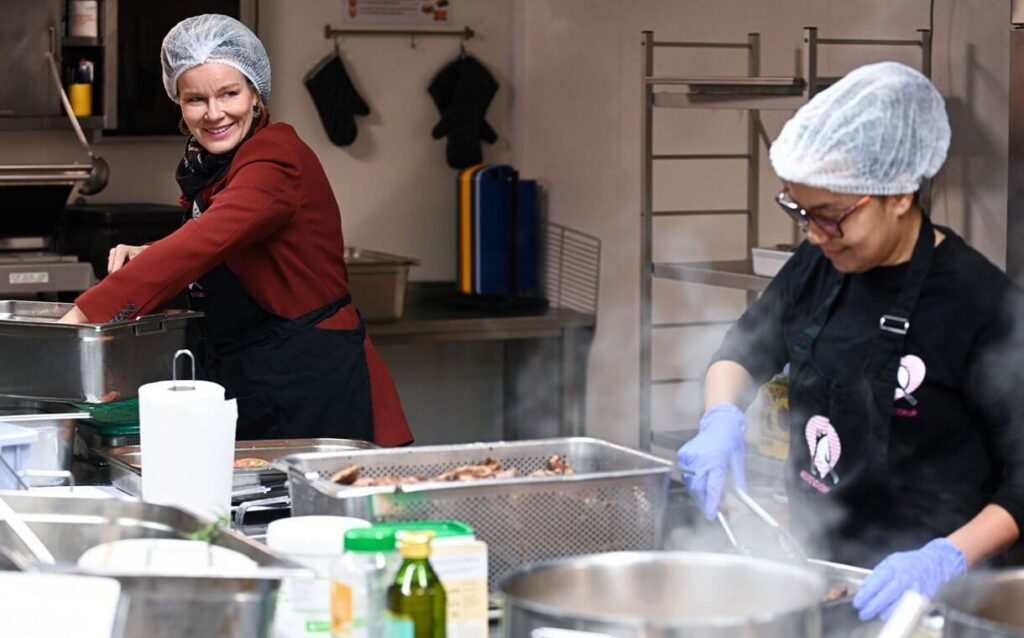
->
xmin=938 ymin=569 xmax=1024 ymax=637
xmin=500 ymin=551 xmax=826 ymax=637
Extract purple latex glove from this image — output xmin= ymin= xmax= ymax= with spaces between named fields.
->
xmin=853 ymin=538 xmax=967 ymax=621
xmin=677 ymin=403 xmax=748 ymax=521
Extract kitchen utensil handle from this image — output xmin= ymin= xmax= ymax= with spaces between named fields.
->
xmin=877 ymin=591 xmax=931 ymax=638
xmin=18 ymin=470 xmax=75 ymax=489
xmin=730 ymin=485 xmax=809 ymax=563
xmin=43 ymin=51 xmax=94 ymax=156
xmin=716 ymin=511 xmax=743 ymax=553
xmin=133 ymin=321 xmax=167 ymax=336
xmin=731 ymin=485 xmax=779 ymax=528
xmin=233 ymin=495 xmax=290 ymax=531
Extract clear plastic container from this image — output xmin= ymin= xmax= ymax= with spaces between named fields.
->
xmin=267 ymin=516 xmax=371 ymax=638
xmin=330 ymin=527 xmax=399 ymax=638
xmin=0 ymin=423 xmax=37 ymax=489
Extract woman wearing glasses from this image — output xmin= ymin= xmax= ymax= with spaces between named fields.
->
xmin=678 ymin=61 xmax=1024 ymax=621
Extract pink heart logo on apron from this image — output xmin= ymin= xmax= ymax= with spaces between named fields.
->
xmin=894 ymin=354 xmax=926 ymax=403
xmin=805 ymin=415 xmax=842 ymax=482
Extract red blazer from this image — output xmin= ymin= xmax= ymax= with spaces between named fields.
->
xmin=76 ymin=123 xmax=413 ymax=446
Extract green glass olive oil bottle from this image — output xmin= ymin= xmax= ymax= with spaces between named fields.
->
xmin=386 ymin=531 xmax=446 ymax=638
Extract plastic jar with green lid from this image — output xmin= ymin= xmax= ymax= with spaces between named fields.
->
xmin=330 ymin=527 xmax=399 ymax=638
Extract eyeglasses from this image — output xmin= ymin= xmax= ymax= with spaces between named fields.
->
xmin=775 ymin=190 xmax=872 ymax=238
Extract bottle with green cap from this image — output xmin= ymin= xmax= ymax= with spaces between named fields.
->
xmin=331 ymin=527 xmax=398 ymax=638
xmin=386 ymin=530 xmax=446 ymax=638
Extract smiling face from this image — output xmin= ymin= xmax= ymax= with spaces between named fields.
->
xmin=177 ymin=63 xmax=258 ymax=155
xmin=785 ymin=182 xmax=918 ymax=273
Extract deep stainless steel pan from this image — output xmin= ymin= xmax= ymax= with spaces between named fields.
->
xmin=100 ymin=438 xmax=378 ymax=497
xmin=0 ymin=301 xmax=202 ymax=403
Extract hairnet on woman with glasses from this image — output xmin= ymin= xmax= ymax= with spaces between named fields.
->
xmin=677 ymin=60 xmax=1024 ymax=622
xmin=62 ymin=14 xmax=413 ymax=448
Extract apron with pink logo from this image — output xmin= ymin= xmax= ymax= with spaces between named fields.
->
xmin=785 ymin=215 xmax=935 ymax=567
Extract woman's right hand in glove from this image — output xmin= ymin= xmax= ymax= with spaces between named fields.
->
xmin=677 ymin=403 xmax=748 ymax=520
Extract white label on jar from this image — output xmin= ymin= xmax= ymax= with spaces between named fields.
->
xmin=9 ymin=272 xmax=49 ymax=285
xmin=277 ymin=577 xmax=331 ymax=637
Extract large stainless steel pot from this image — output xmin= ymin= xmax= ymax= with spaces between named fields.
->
xmin=937 ymin=569 xmax=1024 ymax=637
xmin=500 ymin=551 xmax=826 ymax=637
xmin=0 ymin=492 xmax=307 ymax=638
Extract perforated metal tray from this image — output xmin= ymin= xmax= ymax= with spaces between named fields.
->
xmin=276 ymin=437 xmax=673 ymax=591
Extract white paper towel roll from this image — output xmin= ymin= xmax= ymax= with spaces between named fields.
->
xmin=139 ymin=380 xmax=238 ymax=520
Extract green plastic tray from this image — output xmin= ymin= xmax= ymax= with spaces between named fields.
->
xmin=73 ymin=399 xmax=140 ymax=435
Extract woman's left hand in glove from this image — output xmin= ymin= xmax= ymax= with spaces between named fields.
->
xmin=853 ymin=538 xmax=967 ymax=621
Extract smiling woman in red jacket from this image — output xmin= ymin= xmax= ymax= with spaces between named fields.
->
xmin=60 ymin=14 xmax=412 ymax=446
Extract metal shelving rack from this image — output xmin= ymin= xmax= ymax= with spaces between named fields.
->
xmin=640 ymin=27 xmax=932 ymax=453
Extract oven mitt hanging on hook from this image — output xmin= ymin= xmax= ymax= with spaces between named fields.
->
xmin=304 ymin=51 xmax=370 ymax=146
xmin=428 ymin=54 xmax=498 ymax=168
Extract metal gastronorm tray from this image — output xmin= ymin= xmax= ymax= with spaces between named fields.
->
xmin=0 ymin=300 xmax=202 ymax=403
xmin=100 ymin=438 xmax=378 ymax=497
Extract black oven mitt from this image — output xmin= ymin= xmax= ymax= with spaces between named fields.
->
xmin=304 ymin=51 xmax=370 ymax=146
xmin=428 ymin=54 xmax=498 ymax=168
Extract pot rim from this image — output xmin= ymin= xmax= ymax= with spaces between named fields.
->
xmin=938 ymin=569 xmax=1024 ymax=637
xmin=498 ymin=551 xmax=826 ymax=630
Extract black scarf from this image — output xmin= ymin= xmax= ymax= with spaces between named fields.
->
xmin=175 ymin=109 xmax=269 ymax=210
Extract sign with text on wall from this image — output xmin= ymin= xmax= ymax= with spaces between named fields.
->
xmin=342 ymin=0 xmax=452 ymax=24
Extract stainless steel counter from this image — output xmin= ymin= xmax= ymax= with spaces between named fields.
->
xmin=368 ymin=282 xmax=595 ymax=342
xmin=369 ymin=283 xmax=596 ymax=440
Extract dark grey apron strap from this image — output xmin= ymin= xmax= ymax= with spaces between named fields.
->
xmin=270 ymin=294 xmax=354 ymax=341
xmin=866 ymin=214 xmax=935 ymax=372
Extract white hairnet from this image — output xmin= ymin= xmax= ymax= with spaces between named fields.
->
xmin=769 ymin=61 xmax=949 ymax=195
xmin=161 ymin=14 xmax=271 ymax=103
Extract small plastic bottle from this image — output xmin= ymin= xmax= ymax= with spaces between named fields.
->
xmin=386 ymin=531 xmax=447 ymax=638
xmin=330 ymin=527 xmax=398 ymax=638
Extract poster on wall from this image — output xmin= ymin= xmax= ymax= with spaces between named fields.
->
xmin=342 ymin=0 xmax=452 ymax=25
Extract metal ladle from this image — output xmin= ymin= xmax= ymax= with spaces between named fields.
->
xmin=43 ymin=51 xmax=109 ymax=195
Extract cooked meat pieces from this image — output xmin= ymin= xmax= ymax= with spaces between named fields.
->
xmin=330 ymin=455 xmax=574 ymax=486
xmin=824 ymin=584 xmax=851 ymax=603
xmin=354 ymin=475 xmax=407 ymax=487
xmin=330 ymin=464 xmax=361 ymax=485
xmin=546 ymin=454 xmax=574 ymax=474
xmin=436 ymin=457 xmax=503 ymax=481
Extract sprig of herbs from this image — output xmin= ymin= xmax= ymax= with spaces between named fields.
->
xmin=188 ymin=514 xmax=231 ymax=542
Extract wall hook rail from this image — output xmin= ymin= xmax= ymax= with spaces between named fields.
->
xmin=324 ymin=24 xmax=475 ymax=47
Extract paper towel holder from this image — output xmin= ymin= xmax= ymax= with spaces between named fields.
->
xmin=170 ymin=350 xmax=197 ymax=392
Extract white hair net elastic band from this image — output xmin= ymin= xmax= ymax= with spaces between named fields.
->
xmin=769 ymin=61 xmax=950 ymax=195
xmin=161 ymin=14 xmax=271 ymax=104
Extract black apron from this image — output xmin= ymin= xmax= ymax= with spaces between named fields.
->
xmin=785 ymin=215 xmax=965 ymax=567
xmin=184 ymin=203 xmax=374 ymax=442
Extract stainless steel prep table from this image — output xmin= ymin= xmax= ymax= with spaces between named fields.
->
xmin=368 ymin=282 xmax=595 ymax=440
